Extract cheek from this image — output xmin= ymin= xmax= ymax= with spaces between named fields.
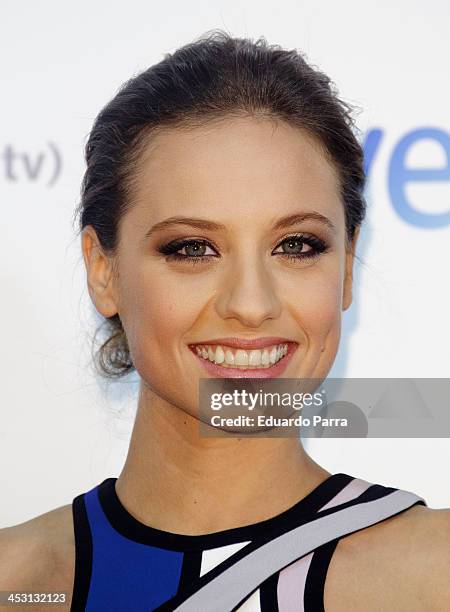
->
xmin=307 ymin=280 xmax=341 ymax=332
xmin=121 ymin=277 xmax=173 ymax=348
xmin=284 ymin=262 xmax=343 ymax=340
xmin=117 ymin=264 xmax=210 ymax=361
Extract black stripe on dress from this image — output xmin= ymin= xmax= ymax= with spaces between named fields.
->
xmin=259 ymin=571 xmax=280 ymax=612
xmin=304 ymin=538 xmax=340 ymax=612
xmin=70 ymin=493 xmax=93 ymax=612
xmin=177 ymin=551 xmax=203 ymax=594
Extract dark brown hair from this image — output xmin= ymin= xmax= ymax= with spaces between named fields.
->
xmin=73 ymin=29 xmax=367 ymax=379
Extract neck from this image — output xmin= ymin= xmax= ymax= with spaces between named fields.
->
xmin=115 ymin=382 xmax=330 ymax=535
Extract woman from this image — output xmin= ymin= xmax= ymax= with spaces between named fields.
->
xmin=1 ymin=30 xmax=449 ymax=611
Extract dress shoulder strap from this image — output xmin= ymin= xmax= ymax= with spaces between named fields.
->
xmin=156 ymin=486 xmax=425 ymax=612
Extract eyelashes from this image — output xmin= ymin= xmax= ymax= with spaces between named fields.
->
xmin=157 ymin=234 xmax=330 ymax=265
xmin=272 ymin=234 xmax=329 ymax=261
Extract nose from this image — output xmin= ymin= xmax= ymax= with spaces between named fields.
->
xmin=214 ymin=254 xmax=282 ymax=328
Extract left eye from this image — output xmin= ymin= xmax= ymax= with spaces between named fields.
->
xmin=273 ymin=237 xmax=311 ymax=255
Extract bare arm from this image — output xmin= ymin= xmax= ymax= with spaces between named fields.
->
xmin=0 ymin=505 xmax=75 ymax=611
xmin=418 ymin=508 xmax=450 ymax=611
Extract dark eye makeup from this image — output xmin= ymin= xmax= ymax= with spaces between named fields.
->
xmin=156 ymin=233 xmax=330 ymax=265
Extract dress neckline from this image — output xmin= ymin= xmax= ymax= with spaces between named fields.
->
xmin=96 ymin=472 xmax=353 ymax=551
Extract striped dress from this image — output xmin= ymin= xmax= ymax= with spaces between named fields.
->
xmin=70 ymin=473 xmax=425 ymax=611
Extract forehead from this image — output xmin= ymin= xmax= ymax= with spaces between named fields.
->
xmin=128 ymin=116 xmax=343 ymax=230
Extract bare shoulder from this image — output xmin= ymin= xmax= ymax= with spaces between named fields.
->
xmin=408 ymin=505 xmax=450 ymax=605
xmin=325 ymin=503 xmax=450 ymax=612
xmin=0 ymin=504 xmax=75 ymax=609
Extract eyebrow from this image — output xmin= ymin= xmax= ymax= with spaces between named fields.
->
xmin=143 ymin=211 xmax=336 ymax=240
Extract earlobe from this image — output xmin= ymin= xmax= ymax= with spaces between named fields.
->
xmin=342 ymin=227 xmax=360 ymax=311
xmin=81 ymin=226 xmax=119 ymax=318
xmin=342 ymin=270 xmax=353 ymax=311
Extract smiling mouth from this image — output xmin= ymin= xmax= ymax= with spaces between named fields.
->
xmin=189 ymin=342 xmax=292 ymax=370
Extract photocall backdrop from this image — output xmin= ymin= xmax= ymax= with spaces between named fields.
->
xmin=1 ymin=0 xmax=449 ymax=525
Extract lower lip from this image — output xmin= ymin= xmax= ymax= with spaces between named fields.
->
xmin=189 ymin=344 xmax=297 ymax=378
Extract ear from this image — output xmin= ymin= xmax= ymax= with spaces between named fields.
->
xmin=81 ymin=225 xmax=119 ymax=318
xmin=342 ymin=226 xmax=360 ymax=311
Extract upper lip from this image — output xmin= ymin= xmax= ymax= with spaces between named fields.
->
xmin=189 ymin=337 xmax=297 ymax=350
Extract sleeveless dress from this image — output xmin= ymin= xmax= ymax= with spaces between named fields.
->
xmin=70 ymin=473 xmax=426 ymax=611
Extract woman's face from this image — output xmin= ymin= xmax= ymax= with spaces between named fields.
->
xmin=84 ymin=116 xmax=358 ymax=417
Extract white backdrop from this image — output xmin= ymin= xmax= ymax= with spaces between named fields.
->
xmin=1 ymin=0 xmax=449 ymax=526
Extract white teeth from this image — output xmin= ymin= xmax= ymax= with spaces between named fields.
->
xmin=261 ymin=349 xmax=270 ymax=366
xmin=248 ymin=350 xmax=262 ymax=366
xmin=215 ymin=345 xmax=225 ymax=364
xmin=225 ymin=349 xmax=235 ymax=365
xmin=193 ymin=343 xmax=290 ymax=369
xmin=269 ymin=346 xmax=278 ymax=364
xmin=234 ymin=349 xmax=249 ymax=366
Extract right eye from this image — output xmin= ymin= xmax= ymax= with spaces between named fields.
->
xmin=157 ymin=239 xmax=219 ymax=262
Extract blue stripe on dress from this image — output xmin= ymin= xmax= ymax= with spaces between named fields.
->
xmin=83 ymin=486 xmax=185 ymax=611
